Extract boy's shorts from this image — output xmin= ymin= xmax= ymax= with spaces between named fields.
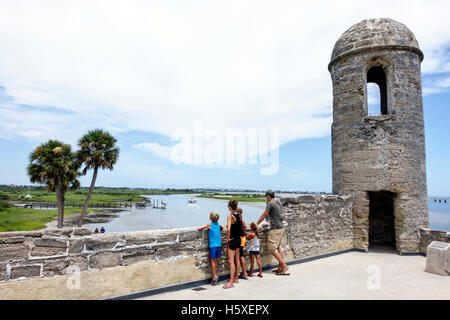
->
xmin=239 ymin=246 xmax=244 ymax=257
xmin=209 ymin=247 xmax=221 ymax=259
xmin=250 ymin=251 xmax=260 ymax=255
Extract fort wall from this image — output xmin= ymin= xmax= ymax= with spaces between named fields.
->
xmin=0 ymin=195 xmax=353 ymax=299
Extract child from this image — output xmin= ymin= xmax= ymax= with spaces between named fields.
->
xmin=236 ymin=207 xmax=249 ymax=280
xmin=246 ymin=222 xmax=263 ymax=278
xmin=198 ymin=212 xmax=224 ymax=285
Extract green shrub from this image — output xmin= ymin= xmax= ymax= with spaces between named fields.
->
xmin=0 ymin=201 xmax=11 ymax=211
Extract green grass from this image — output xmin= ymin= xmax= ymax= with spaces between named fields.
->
xmin=0 ymin=187 xmax=193 ymax=204
xmin=198 ymin=193 xmax=266 ymax=202
xmin=0 ymin=201 xmax=101 ymax=232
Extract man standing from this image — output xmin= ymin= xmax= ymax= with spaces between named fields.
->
xmin=256 ymin=190 xmax=289 ymax=275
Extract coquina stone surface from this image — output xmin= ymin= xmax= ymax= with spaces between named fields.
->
xmin=282 ymin=195 xmax=354 ymax=258
xmin=0 ymin=194 xmax=355 ymax=290
xmin=329 ymin=18 xmax=429 ymax=253
xmin=419 ymin=227 xmax=450 ymax=254
xmin=425 ymin=242 xmax=450 ymax=276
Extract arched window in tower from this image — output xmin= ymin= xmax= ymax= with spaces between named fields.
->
xmin=367 ymin=66 xmax=388 ymax=116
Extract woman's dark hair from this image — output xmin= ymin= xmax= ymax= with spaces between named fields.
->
xmin=228 ymin=199 xmax=238 ymax=211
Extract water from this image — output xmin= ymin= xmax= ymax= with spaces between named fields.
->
xmin=429 ymin=197 xmax=450 ymax=232
xmin=84 ymin=194 xmax=266 ymax=233
xmin=83 ymin=195 xmax=450 ymax=233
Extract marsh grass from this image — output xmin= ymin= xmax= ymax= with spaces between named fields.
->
xmin=0 ymin=187 xmax=191 ymax=204
xmin=198 ymin=193 xmax=266 ymax=202
xmin=0 ymin=201 xmax=101 ymax=232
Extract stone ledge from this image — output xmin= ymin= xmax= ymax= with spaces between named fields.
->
xmin=281 ymin=194 xmax=352 ymax=205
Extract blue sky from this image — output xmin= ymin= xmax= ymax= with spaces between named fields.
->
xmin=0 ymin=1 xmax=450 ymax=196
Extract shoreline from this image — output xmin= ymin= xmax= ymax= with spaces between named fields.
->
xmin=44 ymin=208 xmax=125 ymax=230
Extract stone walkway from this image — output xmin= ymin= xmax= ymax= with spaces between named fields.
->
xmin=142 ymin=248 xmax=450 ymax=300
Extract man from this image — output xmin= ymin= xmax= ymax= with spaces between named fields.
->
xmin=256 ymin=190 xmax=289 ymax=275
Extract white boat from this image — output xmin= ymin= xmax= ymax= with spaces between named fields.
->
xmin=188 ymin=197 xmax=197 ymax=204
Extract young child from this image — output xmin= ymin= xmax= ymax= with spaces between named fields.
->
xmin=246 ymin=222 xmax=263 ymax=278
xmin=236 ymin=207 xmax=249 ymax=280
xmin=198 ymin=212 xmax=224 ymax=285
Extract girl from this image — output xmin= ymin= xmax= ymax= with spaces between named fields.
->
xmin=246 ymin=222 xmax=263 ymax=278
xmin=236 ymin=208 xmax=249 ymax=280
xmin=223 ymin=199 xmax=244 ymax=289
xmin=198 ymin=212 xmax=223 ymax=286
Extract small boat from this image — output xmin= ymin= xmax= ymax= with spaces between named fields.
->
xmin=135 ymin=202 xmax=146 ymax=208
xmin=188 ymin=197 xmax=197 ymax=204
xmin=152 ymin=199 xmax=167 ymax=209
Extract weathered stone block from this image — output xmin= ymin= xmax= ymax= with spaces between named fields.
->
xmin=281 ymin=197 xmax=302 ymax=205
xmin=72 ymin=228 xmax=92 ymax=236
xmin=125 ymin=233 xmax=156 ymax=246
xmin=31 ymin=238 xmax=67 ymax=257
xmin=43 ymin=229 xmax=73 ymax=237
xmin=34 ymin=238 xmax=67 ymax=248
xmin=156 ymin=244 xmax=196 ymax=260
xmin=31 ymin=246 xmax=66 ymax=257
xmin=85 ymin=233 xmax=125 ymax=251
xmin=156 ymin=234 xmax=179 ymax=244
xmin=0 ymin=263 xmax=6 ymax=281
xmin=122 ymin=247 xmax=156 ymax=265
xmin=178 ymin=230 xmax=201 ymax=242
xmin=0 ymin=231 xmax=42 ymax=239
xmin=89 ymin=251 xmax=121 ymax=269
xmin=0 ymin=243 xmax=29 ymax=262
xmin=68 ymin=238 xmax=85 ymax=253
xmin=425 ymin=241 xmax=450 ymax=276
xmin=10 ymin=265 xmax=41 ymax=279
xmin=43 ymin=258 xmax=69 ymax=276
xmin=1 ymin=236 xmax=26 ymax=244
xmin=67 ymin=254 xmax=89 ymax=271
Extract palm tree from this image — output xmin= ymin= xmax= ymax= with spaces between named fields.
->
xmin=76 ymin=129 xmax=119 ymax=227
xmin=27 ymin=140 xmax=80 ymax=228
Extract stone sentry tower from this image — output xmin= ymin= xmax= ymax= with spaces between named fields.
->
xmin=328 ymin=18 xmax=429 ymax=253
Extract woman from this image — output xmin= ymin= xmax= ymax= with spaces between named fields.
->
xmin=223 ymin=199 xmax=243 ymax=289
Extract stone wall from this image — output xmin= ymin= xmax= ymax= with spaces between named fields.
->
xmin=282 ymin=195 xmax=354 ymax=257
xmin=419 ymin=227 xmax=450 ymax=254
xmin=0 ymin=195 xmax=354 ymax=299
xmin=0 ymin=224 xmax=291 ymax=284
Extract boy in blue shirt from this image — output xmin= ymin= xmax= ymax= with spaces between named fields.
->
xmin=198 ymin=212 xmax=224 ymax=285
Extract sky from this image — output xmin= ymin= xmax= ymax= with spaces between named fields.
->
xmin=0 ymin=0 xmax=450 ymax=195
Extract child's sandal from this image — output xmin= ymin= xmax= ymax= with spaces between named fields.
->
xmin=211 ymin=277 xmax=219 ymax=286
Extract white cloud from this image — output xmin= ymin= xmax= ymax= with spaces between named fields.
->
xmin=1 ymin=0 xmax=450 ymax=162
xmin=134 ymin=142 xmax=173 ymax=161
